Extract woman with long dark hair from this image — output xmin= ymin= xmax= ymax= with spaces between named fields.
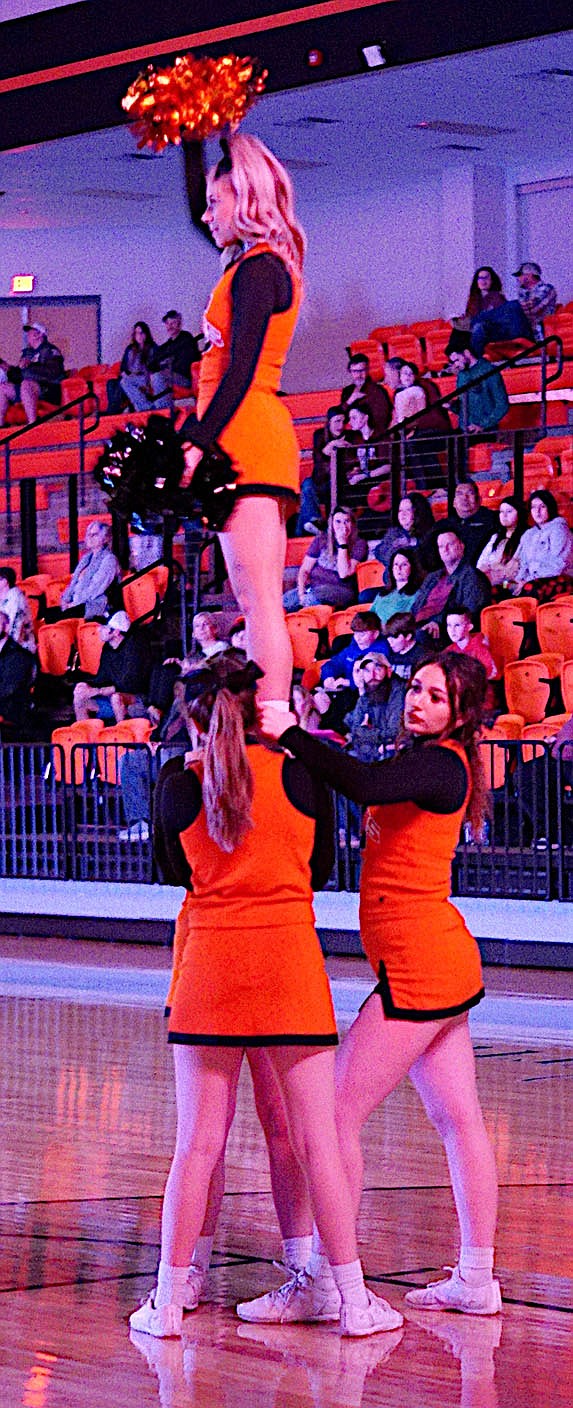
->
xmin=370 ymin=545 xmax=426 ymax=628
xmin=130 ymin=653 xmax=403 ymax=1340
xmin=476 ymin=496 xmax=529 ymax=591
xmin=255 ymin=654 xmax=501 ymax=1322
xmin=118 ymin=320 xmax=164 ymax=411
xmin=465 ymin=267 xmax=505 ymax=320
xmin=179 ymin=133 xmax=306 ymax=707
xmin=513 ymin=488 xmax=573 ymax=600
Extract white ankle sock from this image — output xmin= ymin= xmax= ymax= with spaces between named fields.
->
xmin=330 ymin=1259 xmax=369 ymax=1309
xmin=459 ymin=1246 xmax=495 ymax=1286
xmin=282 ymin=1235 xmax=313 ymax=1271
xmin=190 ymin=1235 xmax=213 ymax=1274
xmin=156 ymin=1261 xmax=190 ymax=1308
xmin=307 ymin=1229 xmax=336 ymax=1291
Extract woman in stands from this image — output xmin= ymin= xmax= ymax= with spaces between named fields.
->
xmin=373 ymin=493 xmax=435 ymax=581
xmin=465 ymin=268 xmax=505 ymax=321
xmin=256 ymin=654 xmax=501 ymax=1321
xmin=283 ymin=505 xmax=368 ymax=613
xmin=476 ymin=496 xmax=529 ymax=595
xmin=118 ymin=320 xmax=163 ymax=412
xmin=370 ymin=546 xmax=427 ymax=629
xmin=130 ymin=653 xmax=403 ymax=1340
xmin=179 ymin=133 xmax=305 ymax=708
xmin=513 ymin=489 xmax=573 ymax=601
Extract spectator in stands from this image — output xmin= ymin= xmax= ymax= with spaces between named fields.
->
xmin=446 ymin=331 xmax=509 ymax=435
xmin=476 ymin=496 xmax=529 ymax=592
xmin=345 ymin=653 xmax=404 ymax=762
xmin=371 ymin=547 xmax=427 ymax=629
xmin=444 ymin=605 xmax=497 ymax=680
xmin=391 ymin=362 xmax=448 ymax=489
xmin=0 ymin=323 xmax=65 ymax=427
xmin=341 ymin=353 xmax=392 ymax=438
xmin=382 ymin=611 xmax=429 ymax=680
xmin=149 ymin=310 xmax=200 ymax=400
xmin=228 ymin=616 xmax=247 ymax=652
xmin=382 ymin=356 xmax=405 ymax=395
xmin=465 ymin=267 xmax=505 ymax=320
xmin=53 ymin=521 xmax=121 ymax=621
xmin=298 ymin=405 xmax=350 ymax=534
xmin=345 ymin=401 xmax=385 ymax=486
xmin=414 ymin=523 xmax=491 ymax=642
xmin=373 ymin=494 xmax=435 ymax=579
xmin=470 ymin=262 xmax=557 ymax=357
xmin=513 ymin=489 xmax=573 ymax=601
xmin=283 ymin=505 xmax=367 ymax=612
xmin=0 ymin=566 xmax=36 ymax=653
xmin=73 ymin=611 xmax=152 ymax=723
xmin=116 ymin=321 xmax=166 ymax=413
xmin=453 ymin=481 xmax=498 ymax=565
xmin=0 ymin=609 xmax=35 ymax=728
xmin=320 ymin=610 xmax=388 ymax=692
xmin=291 ymin=683 xmax=346 ymax=745
xmin=191 ymin=611 xmax=228 ymax=660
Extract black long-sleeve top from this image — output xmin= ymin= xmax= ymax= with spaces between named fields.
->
xmin=179 ymin=252 xmax=292 ymax=450
xmin=279 ymin=726 xmax=468 ymax=814
xmin=154 ymin=748 xmax=335 ymax=891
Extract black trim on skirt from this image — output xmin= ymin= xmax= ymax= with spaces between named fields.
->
xmin=233 ymin=484 xmax=298 ymax=503
xmin=168 ymin=1031 xmax=338 ymax=1047
xmin=362 ymin=961 xmax=485 ymax=1023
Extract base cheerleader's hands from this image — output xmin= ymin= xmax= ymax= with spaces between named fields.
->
xmin=181 ymin=442 xmax=203 ymax=488
xmin=258 ymin=702 xmax=298 ymax=742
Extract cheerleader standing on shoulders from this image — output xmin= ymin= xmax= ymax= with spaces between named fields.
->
xmin=254 ymin=655 xmax=501 ymax=1321
xmin=130 ymin=654 xmax=404 ymax=1339
xmin=180 ymin=133 xmax=305 ymax=708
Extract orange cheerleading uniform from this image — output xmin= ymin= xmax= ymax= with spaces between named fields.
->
xmin=279 ymin=729 xmax=485 ymax=1022
xmin=158 ymin=746 xmax=337 ymax=1046
xmin=193 ymin=244 xmax=301 ymax=500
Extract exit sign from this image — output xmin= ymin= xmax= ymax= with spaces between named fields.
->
xmin=10 ymin=274 xmax=36 ymax=294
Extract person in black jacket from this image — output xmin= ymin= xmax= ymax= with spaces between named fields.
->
xmin=0 ymin=611 xmax=35 ymax=728
xmin=0 ymin=323 xmax=64 ymax=426
xmin=72 ymin=611 xmax=152 ymax=722
xmin=149 ymin=311 xmax=201 ymax=401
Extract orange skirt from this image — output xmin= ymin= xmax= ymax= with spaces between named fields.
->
xmin=167 ymin=907 xmax=337 ymax=1046
xmin=361 ymin=899 xmax=484 ymax=1021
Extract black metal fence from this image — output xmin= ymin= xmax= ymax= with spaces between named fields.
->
xmin=1 ymin=740 xmax=572 ymax=900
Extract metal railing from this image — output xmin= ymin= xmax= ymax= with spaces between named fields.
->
xmin=1 ymin=391 xmax=101 ymax=560
xmin=1 ymin=740 xmax=572 ymax=901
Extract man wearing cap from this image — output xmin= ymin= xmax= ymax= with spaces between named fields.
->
xmin=0 ymin=323 xmax=65 ymax=426
xmin=319 ymin=610 xmax=389 ymax=692
xmin=446 ymin=330 xmax=509 ymax=434
xmin=470 ymin=262 xmax=557 ymax=358
xmin=73 ymin=611 xmax=152 ymax=723
xmin=148 ymin=311 xmax=201 ymax=401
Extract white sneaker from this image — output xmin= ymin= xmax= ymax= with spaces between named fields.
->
xmin=182 ymin=1264 xmax=208 ymax=1311
xmin=129 ymin=1293 xmax=182 ymax=1338
xmin=236 ymin=1266 xmax=341 ymax=1323
xmin=119 ymin=821 xmax=150 ymax=842
xmin=340 ymin=1289 xmax=404 ymax=1338
xmin=404 ymin=1266 xmax=502 ymax=1315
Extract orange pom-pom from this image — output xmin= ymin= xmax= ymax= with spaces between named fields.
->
xmin=122 ymin=51 xmax=267 ymax=151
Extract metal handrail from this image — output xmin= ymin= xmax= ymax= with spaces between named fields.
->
xmin=1 ymin=390 xmax=101 ymax=550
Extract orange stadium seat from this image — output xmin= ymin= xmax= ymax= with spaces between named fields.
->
xmin=76 ymin=620 xmax=104 ymax=675
xmin=44 ymin=575 xmax=73 ymax=608
xmin=51 ymin=720 xmax=105 ymax=785
xmin=37 ymin=619 xmax=79 ymax=676
xmin=423 ymin=327 xmax=453 ymax=371
xmin=287 ymin=614 xmax=322 ymax=670
xmin=96 ymin=721 xmax=153 ymax=786
xmin=480 ymin=599 xmax=538 ymax=675
xmin=285 ymin=537 xmax=314 ymax=567
xmin=356 ymin=560 xmax=384 ymax=594
xmin=327 ymin=607 xmax=361 ymax=644
xmin=504 ymin=653 xmax=564 ymax=723
xmin=385 ymin=332 xmax=424 ymax=365
xmin=369 ymin=325 xmax=406 ymax=352
xmin=536 ymin=599 xmax=573 ymax=658
xmin=300 ymin=661 xmax=322 ymax=690
xmin=122 ymin=565 xmax=169 ymax=622
xmin=561 ymin=660 xmax=573 ymax=713
xmin=520 ymin=715 xmax=572 ymax=763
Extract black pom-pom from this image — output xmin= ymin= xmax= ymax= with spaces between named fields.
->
xmin=93 ymin=414 xmax=238 ymax=531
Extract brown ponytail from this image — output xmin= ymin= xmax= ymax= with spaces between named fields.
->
xmin=202 ymin=688 xmax=254 ymax=852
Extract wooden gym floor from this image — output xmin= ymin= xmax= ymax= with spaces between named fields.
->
xmin=0 ymin=942 xmax=571 ymax=1407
